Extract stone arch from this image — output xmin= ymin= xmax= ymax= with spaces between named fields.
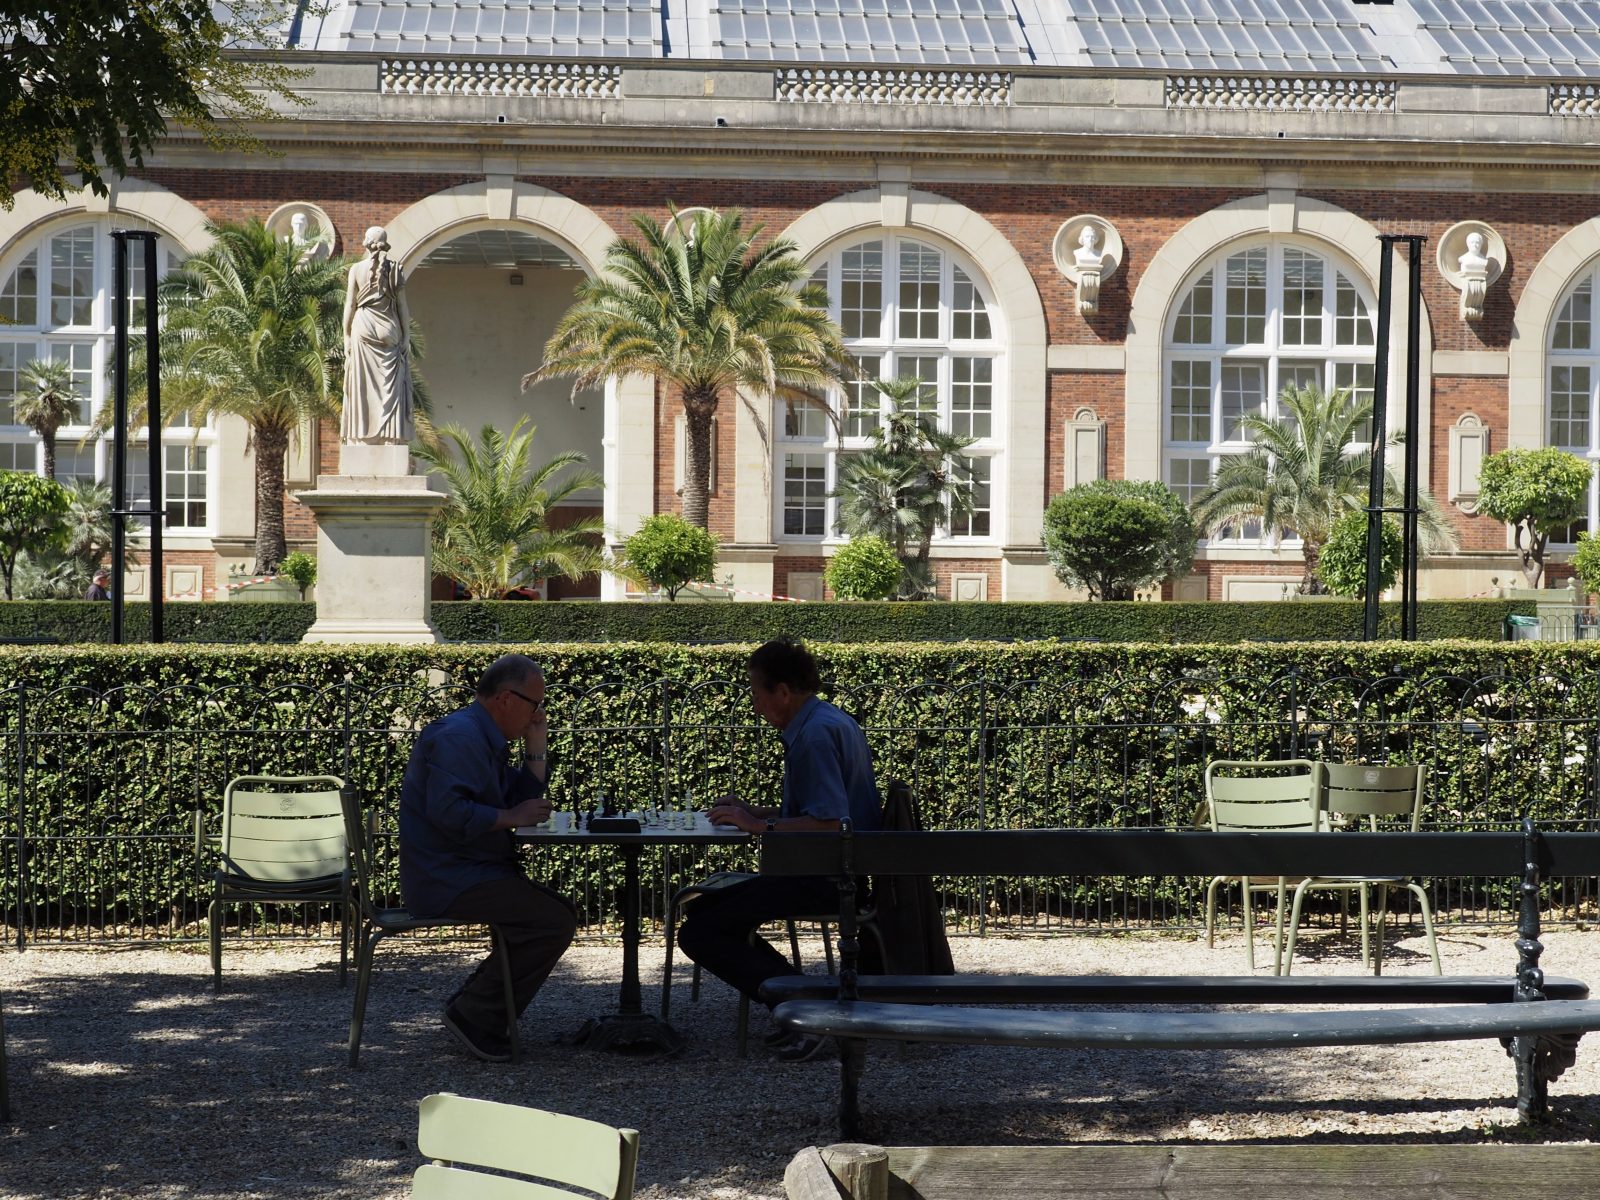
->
xmin=383 ymin=179 xmax=618 ymax=278
xmin=779 ymin=187 xmax=1049 ymax=547
xmin=0 ymin=177 xmax=214 ymax=276
xmin=1506 ymin=216 xmax=1600 ymax=449
xmin=1125 ymin=193 xmax=1434 ymax=484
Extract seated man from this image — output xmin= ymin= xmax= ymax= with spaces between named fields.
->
xmin=678 ymin=637 xmax=881 ymax=1061
xmin=399 ymin=653 xmax=578 ymax=1062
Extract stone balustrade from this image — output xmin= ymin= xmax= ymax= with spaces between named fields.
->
xmin=379 ymin=59 xmax=621 ymax=98
xmin=1165 ymin=75 xmax=1396 ymax=112
xmin=775 ymin=67 xmax=1012 ymax=106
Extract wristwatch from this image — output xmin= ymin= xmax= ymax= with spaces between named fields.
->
xmin=524 ymin=752 xmax=546 ymax=764
xmin=764 ymin=818 xmax=778 ymax=834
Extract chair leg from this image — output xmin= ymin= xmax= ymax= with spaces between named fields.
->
xmin=661 ymin=903 xmax=679 ymax=1019
xmin=822 ymin=921 xmax=835 ymax=974
xmin=209 ymin=895 xmax=223 ymax=993
xmin=0 ymin=987 xmax=10 ymax=1122
xmin=1270 ymin=878 xmax=1289 ymax=976
xmin=338 ymin=898 xmax=351 ymax=988
xmin=1283 ymin=879 xmax=1314 ymax=976
xmin=1409 ymin=883 xmax=1442 ymax=976
xmin=491 ymin=926 xmax=521 ymax=1065
xmin=786 ymin=920 xmax=803 ymax=969
xmin=1204 ymin=876 xmax=1225 ymax=949
xmin=1242 ymin=883 xmax=1256 ymax=971
xmin=1364 ymin=884 xmax=1380 ymax=975
xmin=348 ymin=924 xmax=381 ymax=1067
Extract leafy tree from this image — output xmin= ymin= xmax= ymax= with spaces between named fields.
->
xmin=278 ymin=551 xmax=318 ymax=601
xmin=528 ymin=206 xmax=848 ymax=530
xmin=1317 ymin=510 xmax=1403 ymax=599
xmin=622 ymin=513 xmax=718 ymax=601
xmin=96 ymin=219 xmax=349 ymax=573
xmin=413 ymin=418 xmax=605 ymax=601
xmin=1042 ymin=479 xmax=1196 ymax=601
xmin=825 ymin=535 xmax=901 ymax=601
xmin=1477 ymin=447 xmax=1592 ymax=588
xmin=15 ymin=358 xmax=81 ymax=480
xmin=1 ymin=1 xmax=305 ymax=209
xmin=1573 ymin=532 xmax=1600 ymax=599
xmin=0 ymin=472 xmax=69 ymax=599
xmin=1192 ymin=383 xmax=1457 ymax=594
xmin=832 ymin=377 xmax=974 ymax=600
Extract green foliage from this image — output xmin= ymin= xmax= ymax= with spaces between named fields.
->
xmin=0 ymin=472 xmax=69 ymax=599
xmin=1572 ymin=532 xmax=1600 ymax=599
xmin=0 ymin=1 xmax=307 ymax=210
xmin=1042 ymin=480 xmax=1196 ymax=600
xmin=413 ymin=418 xmax=604 ymax=599
xmin=15 ymin=358 xmax=81 ymax=480
xmin=1193 ymin=384 xmax=1457 ymax=593
xmin=825 ymin=536 xmax=902 ymax=601
xmin=1318 ymin=511 xmax=1403 ymax=599
xmin=621 ymin=514 xmax=718 ymax=601
xmin=278 ymin=552 xmax=318 ymax=601
xmin=530 ymin=205 xmax=848 ymax=529
xmin=833 ymin=377 xmax=975 ymax=599
xmin=1478 ymin=447 xmax=1593 ymax=588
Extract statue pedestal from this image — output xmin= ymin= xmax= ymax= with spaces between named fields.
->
xmin=294 ymin=468 xmax=448 ymax=644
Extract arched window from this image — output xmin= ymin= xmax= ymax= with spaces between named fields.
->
xmin=1164 ymin=241 xmax=1376 ymax=545
xmin=0 ymin=218 xmax=210 ymax=530
xmin=780 ymin=234 xmax=1003 ymax=541
xmin=1546 ymin=266 xmax=1600 ymax=540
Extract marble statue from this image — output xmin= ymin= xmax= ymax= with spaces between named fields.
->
xmin=1458 ymin=230 xmax=1490 ymax=321
xmin=1074 ymin=223 xmax=1104 ymax=315
xmin=341 ymin=226 xmax=414 ymax=444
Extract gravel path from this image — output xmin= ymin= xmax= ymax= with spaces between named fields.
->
xmin=1 ymin=924 xmax=1597 ymax=1199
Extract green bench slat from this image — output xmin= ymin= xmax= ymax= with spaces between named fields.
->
xmin=773 ymin=997 xmax=1600 ymax=1050
xmin=760 ymin=973 xmax=1591 ymax=1006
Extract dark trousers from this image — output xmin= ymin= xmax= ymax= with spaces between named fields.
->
xmin=676 ymin=874 xmax=841 ymax=1008
xmin=443 ymin=874 xmax=578 ymax=1033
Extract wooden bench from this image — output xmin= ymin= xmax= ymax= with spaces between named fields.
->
xmin=758 ymin=821 xmax=1600 ymax=1138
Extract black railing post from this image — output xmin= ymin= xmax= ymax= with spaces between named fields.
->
xmin=141 ymin=233 xmax=163 ymax=643
xmin=14 ymin=687 xmax=27 ymax=951
xmin=1401 ymin=235 xmax=1426 ymax=642
xmin=1364 ymin=238 xmax=1397 ymax=640
xmin=109 ymin=229 xmax=162 ymax=643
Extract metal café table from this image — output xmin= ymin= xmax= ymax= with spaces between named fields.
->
xmin=516 ymin=810 xmax=749 ymax=1054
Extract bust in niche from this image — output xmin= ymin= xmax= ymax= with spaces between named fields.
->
xmin=1458 ymin=231 xmax=1490 ymax=320
xmin=1074 ymin=224 xmax=1105 ymax=315
xmin=283 ymin=210 xmax=329 ymax=262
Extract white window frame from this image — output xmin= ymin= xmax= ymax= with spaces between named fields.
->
xmin=1546 ymin=267 xmax=1600 ymax=546
xmin=778 ymin=233 xmax=1005 ymax=545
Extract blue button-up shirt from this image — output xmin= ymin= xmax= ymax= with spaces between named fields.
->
xmin=398 ymin=702 xmax=545 ymax=916
xmin=780 ymin=696 xmax=881 ymax=830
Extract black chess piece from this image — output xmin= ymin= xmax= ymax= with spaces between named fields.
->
xmin=601 ymin=794 xmax=618 ymax=818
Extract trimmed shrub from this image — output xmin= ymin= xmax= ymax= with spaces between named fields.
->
xmin=824 ymin=535 xmax=901 ymax=601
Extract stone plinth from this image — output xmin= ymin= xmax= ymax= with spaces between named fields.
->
xmin=294 ymin=471 xmax=447 ymax=644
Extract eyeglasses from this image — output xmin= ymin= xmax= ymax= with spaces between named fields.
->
xmin=504 ymin=687 xmax=546 ymax=713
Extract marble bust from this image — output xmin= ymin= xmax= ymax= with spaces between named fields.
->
xmin=1074 ymin=224 xmax=1104 ymax=270
xmin=1458 ymin=231 xmax=1490 ymax=320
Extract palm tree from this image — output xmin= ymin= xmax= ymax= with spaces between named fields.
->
xmin=412 ymin=417 xmax=606 ymax=600
xmin=526 ymin=206 xmax=848 ymax=530
xmin=1191 ymin=383 xmax=1456 ymax=594
xmin=98 ymin=219 xmax=348 ymax=573
xmin=16 ymin=357 xmax=81 ymax=479
xmin=58 ymin=480 xmax=133 ymax=574
xmin=832 ymin=376 xmax=975 ymax=600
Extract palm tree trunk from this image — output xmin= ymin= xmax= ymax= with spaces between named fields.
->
xmin=681 ymin=393 xmax=716 ymax=530
xmin=40 ymin=432 xmax=56 ymax=481
xmin=253 ymin=423 xmax=291 ymax=574
xmin=1300 ymin=541 xmax=1325 ymax=595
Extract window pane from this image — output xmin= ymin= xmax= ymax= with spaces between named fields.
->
xmin=783 ymin=395 xmax=827 ymax=439
xmin=782 ymin=453 xmax=827 ymax=536
xmin=49 ymin=342 xmax=94 ymax=423
xmin=1554 ymin=280 xmax=1593 ymax=352
xmin=0 ymin=344 xmax=20 ymax=425
xmin=165 ymin=444 xmax=208 ymax=527
xmin=1280 ymin=248 xmax=1324 ymax=347
xmin=951 ymin=266 xmax=991 ymax=340
xmin=1334 ymin=362 xmax=1376 ymax=444
xmin=1550 ymin=365 xmax=1592 ymax=450
xmin=897 ymin=241 xmax=941 ymax=340
xmin=49 ymin=226 xmax=96 ymax=328
xmin=0 ymin=443 xmax=36 ymax=472
xmin=1167 ymin=456 xmax=1210 ymax=508
xmin=949 ymin=456 xmax=991 ymax=538
xmin=840 ymin=243 xmax=883 ymax=340
xmin=844 ymin=356 xmax=881 ymax=438
xmin=950 ymin=357 xmax=992 ymax=439
xmin=1169 ymin=360 xmax=1212 ymax=443
xmin=1335 ymin=272 xmax=1375 ymax=347
xmin=1173 ymin=270 xmax=1213 ymax=345
xmin=56 ymin=445 xmax=97 ymax=486
xmin=0 ymin=251 xmax=38 ymax=327
xmin=1220 ymin=361 xmax=1265 ymax=441
xmin=1224 ymin=249 xmax=1267 ymax=345
xmin=896 ymin=355 xmax=940 ymax=426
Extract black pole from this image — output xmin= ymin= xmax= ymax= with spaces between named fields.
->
xmin=1401 ymin=235 xmax=1426 ymax=642
xmin=110 ymin=233 xmax=130 ymax=646
xmin=137 ymin=232 xmax=163 ymax=644
xmin=1363 ymin=239 xmax=1397 ymax=640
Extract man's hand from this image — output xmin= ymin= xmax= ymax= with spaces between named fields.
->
xmin=498 ymin=793 xmax=553 ymax=830
xmin=709 ymin=801 xmax=758 ymax=832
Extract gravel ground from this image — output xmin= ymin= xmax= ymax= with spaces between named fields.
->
xmin=1 ymin=924 xmax=1597 ymax=1199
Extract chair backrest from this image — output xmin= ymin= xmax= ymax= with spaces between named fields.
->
xmin=220 ymin=775 xmax=347 ymax=882
xmin=1205 ymin=759 xmax=1324 ymax=832
xmin=1323 ymin=762 xmax=1425 ymax=831
xmin=414 ymin=1093 xmax=639 ymax=1200
xmin=337 ymin=783 xmax=381 ymax=917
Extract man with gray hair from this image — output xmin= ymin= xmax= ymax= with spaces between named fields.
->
xmin=399 ymin=653 xmax=576 ymax=1061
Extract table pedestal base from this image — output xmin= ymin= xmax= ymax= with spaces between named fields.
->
xmin=571 ymin=1012 xmax=685 ymax=1056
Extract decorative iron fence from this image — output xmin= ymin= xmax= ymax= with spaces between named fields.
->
xmin=3 ymin=666 xmax=1597 ymax=946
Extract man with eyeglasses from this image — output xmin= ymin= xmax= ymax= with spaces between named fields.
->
xmin=399 ymin=653 xmax=577 ymax=1061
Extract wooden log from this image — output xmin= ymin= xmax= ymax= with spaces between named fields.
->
xmin=881 ymin=1144 xmax=1600 ymax=1200
xmin=820 ymin=1143 xmax=890 ymax=1200
xmin=784 ymin=1146 xmax=847 ymax=1200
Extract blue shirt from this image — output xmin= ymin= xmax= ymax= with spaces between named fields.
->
xmin=398 ymin=702 xmax=545 ymax=916
xmin=780 ymin=696 xmax=881 ymax=830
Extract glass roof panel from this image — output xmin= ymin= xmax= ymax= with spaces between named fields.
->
xmin=339 ymin=0 xmax=662 ymax=56
xmin=416 ymin=230 xmax=579 ymax=269
xmin=710 ymin=0 xmax=1034 ymax=65
xmin=1409 ymin=0 xmax=1600 ymax=75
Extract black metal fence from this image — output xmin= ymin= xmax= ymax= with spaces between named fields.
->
xmin=3 ymin=666 xmax=1597 ymax=945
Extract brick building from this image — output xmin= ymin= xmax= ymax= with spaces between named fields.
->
xmin=4 ymin=2 xmax=1600 ymax=602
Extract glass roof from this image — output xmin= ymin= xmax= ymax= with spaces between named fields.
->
xmin=416 ymin=230 xmax=580 ymax=269
xmin=336 ymin=0 xmax=660 ymax=57
xmin=710 ymin=0 xmax=1034 ymax=65
xmin=1408 ymin=0 xmax=1600 ymax=76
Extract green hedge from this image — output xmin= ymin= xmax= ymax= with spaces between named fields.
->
xmin=2 ymin=639 xmax=1595 ymax=939
xmin=0 ymin=597 xmax=1534 ymax=646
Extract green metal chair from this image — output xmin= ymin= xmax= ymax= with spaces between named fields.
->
xmin=414 ymin=1093 xmax=639 ymax=1200
xmin=203 ymin=775 xmax=353 ymax=992
xmin=341 ymin=787 xmax=520 ymax=1067
xmin=1203 ymin=759 xmax=1326 ymax=974
xmin=1284 ymin=762 xmax=1441 ymax=976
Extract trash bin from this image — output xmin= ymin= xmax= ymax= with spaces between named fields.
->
xmin=1506 ymin=614 xmax=1541 ymax=641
